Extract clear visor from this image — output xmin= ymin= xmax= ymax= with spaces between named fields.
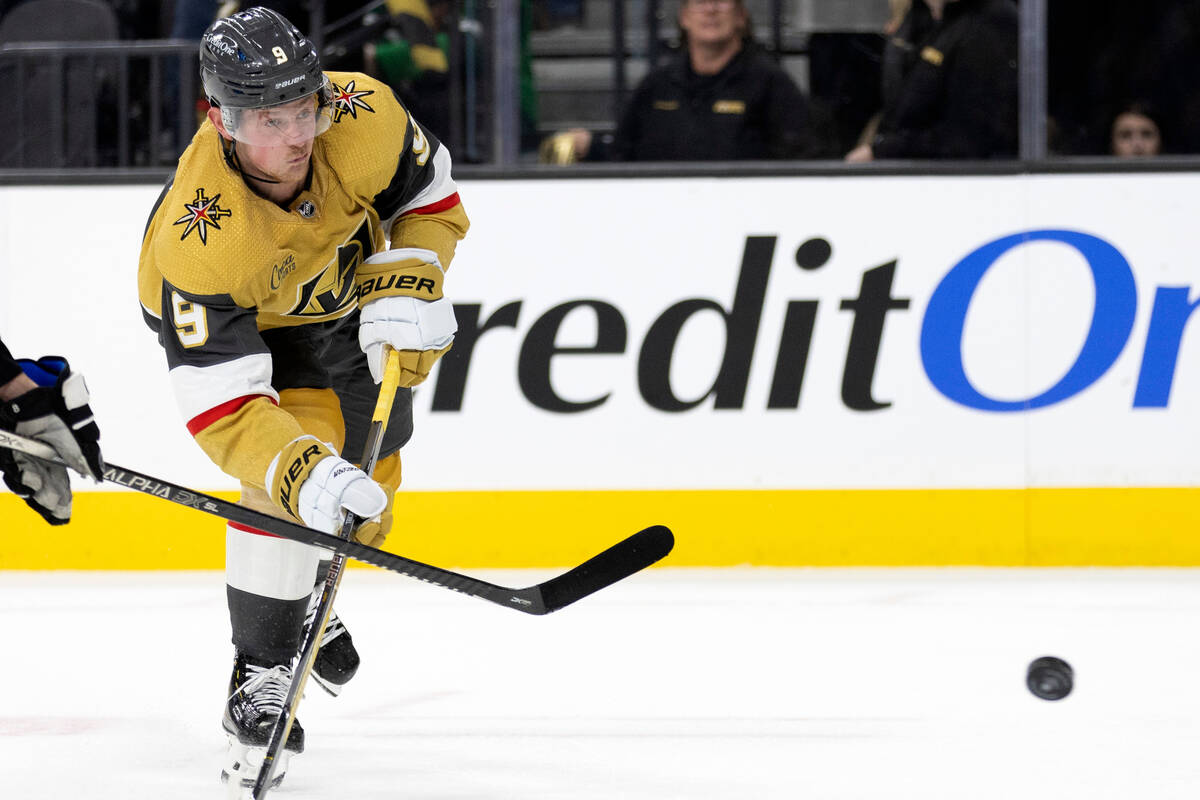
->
xmin=222 ymin=93 xmax=333 ymax=147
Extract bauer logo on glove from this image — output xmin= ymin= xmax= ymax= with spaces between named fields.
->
xmin=358 ymin=272 xmax=439 ymax=300
xmin=265 ymin=435 xmax=387 ymax=535
xmin=355 ymin=247 xmax=445 ymax=302
xmin=274 ymin=439 xmax=325 ymax=517
xmin=356 ymin=247 xmax=457 ymax=386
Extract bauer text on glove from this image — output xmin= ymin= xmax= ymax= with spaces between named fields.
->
xmin=266 ymin=435 xmax=388 ymax=542
xmin=356 ymin=247 xmax=457 ymax=386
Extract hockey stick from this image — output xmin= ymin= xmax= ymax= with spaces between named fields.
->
xmin=0 ymin=431 xmax=675 ymax=615
xmin=252 ymin=348 xmax=402 ymax=798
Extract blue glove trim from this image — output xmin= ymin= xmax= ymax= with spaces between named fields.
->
xmin=17 ymin=356 xmax=68 ymax=387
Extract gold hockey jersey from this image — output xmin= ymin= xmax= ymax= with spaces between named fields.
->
xmin=138 ymin=70 xmax=469 ymax=488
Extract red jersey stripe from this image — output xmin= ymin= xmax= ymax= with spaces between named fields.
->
xmin=186 ymin=394 xmax=276 ymax=435
xmin=405 ymin=192 xmax=461 ymax=217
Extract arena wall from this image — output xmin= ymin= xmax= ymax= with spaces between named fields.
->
xmin=1 ymin=174 xmax=1197 ymax=568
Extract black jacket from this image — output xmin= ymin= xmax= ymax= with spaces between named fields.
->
xmin=874 ymin=0 xmax=1018 ymax=159
xmin=602 ymin=44 xmax=816 ymax=161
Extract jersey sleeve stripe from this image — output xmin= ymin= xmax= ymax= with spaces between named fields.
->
xmin=404 ymin=191 xmax=462 ymax=217
xmin=169 ymin=352 xmax=279 ymax=424
xmin=380 ymin=144 xmax=458 ymax=231
xmin=187 ymin=393 xmax=278 ymax=435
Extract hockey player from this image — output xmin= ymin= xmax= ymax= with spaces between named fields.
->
xmin=0 ymin=338 xmax=104 ymax=523
xmin=136 ymin=6 xmax=469 ymax=788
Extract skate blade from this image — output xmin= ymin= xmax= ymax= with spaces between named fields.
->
xmin=220 ymin=736 xmax=292 ymax=792
xmin=310 ymin=671 xmax=344 ymax=697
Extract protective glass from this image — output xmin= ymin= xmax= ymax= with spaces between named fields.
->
xmin=222 ymin=91 xmax=333 ymax=147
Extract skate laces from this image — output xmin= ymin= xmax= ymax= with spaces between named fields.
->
xmin=231 ymin=662 xmax=293 ymax=714
xmin=305 ymin=587 xmax=348 ymax=648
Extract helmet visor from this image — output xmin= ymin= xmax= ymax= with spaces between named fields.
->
xmin=222 ymin=92 xmax=333 ymax=147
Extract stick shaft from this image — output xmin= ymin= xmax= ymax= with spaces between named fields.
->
xmin=253 ymin=350 xmax=403 ymax=797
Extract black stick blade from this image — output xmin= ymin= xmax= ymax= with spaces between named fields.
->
xmin=531 ymin=525 xmax=675 ymax=614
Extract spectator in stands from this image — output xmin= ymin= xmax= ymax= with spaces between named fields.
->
xmin=845 ymin=0 xmax=1018 ymax=161
xmin=1109 ymin=101 xmax=1163 ymax=158
xmin=366 ymin=0 xmax=452 ymax=142
xmin=544 ymin=0 xmax=819 ymax=162
xmin=367 ymin=0 xmax=540 ymax=154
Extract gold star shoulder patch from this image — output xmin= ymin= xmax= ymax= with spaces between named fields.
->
xmin=331 ymin=79 xmax=375 ymax=123
xmin=173 ymin=188 xmax=232 ymax=245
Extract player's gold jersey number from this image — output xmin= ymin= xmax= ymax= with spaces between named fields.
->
xmin=172 ymin=291 xmax=210 ymax=348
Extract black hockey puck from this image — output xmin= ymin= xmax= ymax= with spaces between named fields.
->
xmin=1026 ymin=656 xmax=1073 ymax=700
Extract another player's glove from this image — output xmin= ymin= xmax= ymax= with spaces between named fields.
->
xmin=0 ymin=356 xmax=103 ymax=525
xmin=356 ymin=247 xmax=457 ymax=386
xmin=265 ymin=435 xmax=389 ymax=545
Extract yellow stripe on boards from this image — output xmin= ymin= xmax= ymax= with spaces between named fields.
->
xmin=1 ymin=487 xmax=1199 ymax=569
xmin=0 ymin=490 xmax=240 ymax=570
xmin=1025 ymin=487 xmax=1200 ymax=566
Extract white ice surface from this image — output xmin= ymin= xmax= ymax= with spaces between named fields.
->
xmin=1 ymin=568 xmax=1198 ymax=799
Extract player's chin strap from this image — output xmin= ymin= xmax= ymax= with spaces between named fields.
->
xmin=221 ymin=138 xmax=282 ymax=186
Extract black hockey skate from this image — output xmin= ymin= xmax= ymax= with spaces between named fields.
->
xmin=307 ymin=585 xmax=360 ymax=696
xmin=220 ymin=651 xmax=304 ymax=789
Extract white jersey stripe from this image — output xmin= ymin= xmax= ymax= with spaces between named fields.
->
xmin=383 ymin=144 xmax=458 ymax=231
xmin=169 ymin=353 xmax=279 ymax=423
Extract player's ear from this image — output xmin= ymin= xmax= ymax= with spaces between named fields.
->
xmin=207 ymin=106 xmax=233 ymax=141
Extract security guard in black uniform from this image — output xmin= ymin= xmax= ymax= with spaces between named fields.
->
xmin=550 ymin=0 xmax=818 ymax=162
xmin=848 ymin=0 xmax=1018 ymax=161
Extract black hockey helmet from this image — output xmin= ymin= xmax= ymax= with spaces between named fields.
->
xmin=200 ymin=6 xmax=333 ymax=143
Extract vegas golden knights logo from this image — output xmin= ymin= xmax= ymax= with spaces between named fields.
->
xmin=286 ymin=219 xmax=373 ymax=318
xmin=173 ymin=188 xmax=232 ymax=244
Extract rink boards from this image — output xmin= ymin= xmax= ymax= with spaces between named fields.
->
xmin=1 ymin=173 xmax=1198 ymax=567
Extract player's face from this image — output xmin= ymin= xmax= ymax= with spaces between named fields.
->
xmin=229 ymin=97 xmax=319 ymax=184
xmin=680 ymin=0 xmax=746 ymax=46
xmin=234 ymin=96 xmax=324 ymax=147
xmin=234 ymin=133 xmax=313 ymax=186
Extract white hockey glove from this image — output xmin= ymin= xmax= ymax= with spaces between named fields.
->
xmin=0 ymin=356 xmax=103 ymax=526
xmin=265 ymin=436 xmax=388 ymax=543
xmin=356 ymin=247 xmax=457 ymax=386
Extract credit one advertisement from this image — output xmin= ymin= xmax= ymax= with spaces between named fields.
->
xmin=0 ymin=174 xmax=1195 ymax=493
xmin=408 ymin=174 xmax=1197 ymax=492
